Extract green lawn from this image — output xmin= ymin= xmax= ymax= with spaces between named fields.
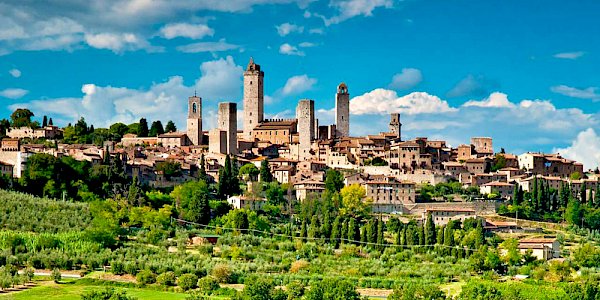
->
xmin=0 ymin=282 xmax=188 ymax=300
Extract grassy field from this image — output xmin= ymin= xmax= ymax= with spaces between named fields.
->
xmin=0 ymin=281 xmax=190 ymax=300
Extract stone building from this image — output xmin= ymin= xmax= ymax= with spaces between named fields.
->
xmin=186 ymin=94 xmax=202 ymax=145
xmin=296 ymin=99 xmax=315 ymax=161
xmin=470 ymin=137 xmax=493 ymax=156
xmin=363 ymin=178 xmax=416 ymax=213
xmin=251 ymin=119 xmax=297 ymax=145
xmin=389 ymin=113 xmax=401 ymax=139
xmin=158 ymin=132 xmax=190 ymax=148
xmin=243 ymin=57 xmax=264 ymax=139
xmin=335 ymin=83 xmax=349 ymax=138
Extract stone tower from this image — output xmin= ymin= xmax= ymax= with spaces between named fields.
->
xmin=389 ymin=113 xmax=402 ymax=140
xmin=218 ymin=102 xmax=238 ymax=155
xmin=243 ymin=57 xmax=264 ymax=139
xmin=296 ymin=99 xmax=315 ymax=161
xmin=335 ymin=83 xmax=350 ymax=138
xmin=187 ymin=94 xmax=202 ymax=145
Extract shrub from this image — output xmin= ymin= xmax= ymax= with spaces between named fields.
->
xmin=136 ymin=270 xmax=156 ymax=285
xmin=177 ymin=273 xmax=199 ymax=291
xmin=157 ymin=271 xmax=176 ymax=286
xmin=289 ymin=260 xmax=309 ymax=274
xmin=51 ymin=268 xmax=61 ymax=283
xmin=211 ymin=264 xmax=232 ymax=283
xmin=81 ymin=287 xmax=137 ymax=300
xmin=197 ymin=276 xmax=220 ymax=294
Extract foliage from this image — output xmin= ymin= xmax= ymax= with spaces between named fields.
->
xmin=387 ymin=282 xmax=446 ymax=300
xmin=339 ymin=184 xmax=370 ymax=218
xmin=177 ymin=273 xmax=199 ymax=291
xmin=136 ymin=270 xmax=156 ymax=285
xmin=304 ymin=278 xmax=361 ymax=300
xmin=81 ymin=287 xmax=137 ymax=300
xmin=171 ymin=180 xmax=211 ymax=224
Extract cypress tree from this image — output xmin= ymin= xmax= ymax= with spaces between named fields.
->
xmin=330 ymin=215 xmax=341 ymax=247
xmin=595 ymin=185 xmax=600 ymax=208
xmin=341 ymin=219 xmax=349 ymax=244
xmin=581 ymin=183 xmax=587 ymax=203
xmin=366 ymin=219 xmax=376 ymax=244
xmin=260 ymin=159 xmax=272 ymax=182
xmin=377 ymin=216 xmax=385 ymax=250
xmin=299 ymin=217 xmax=308 ymax=238
xmin=531 ymin=177 xmax=538 ymax=207
xmin=199 ymin=154 xmax=207 ymax=182
xmin=417 ymin=224 xmax=425 ymax=251
xmin=139 ymin=118 xmax=149 ymax=137
xmin=436 ymin=226 xmax=445 ymax=245
xmin=347 ymin=218 xmax=357 ymax=244
xmin=512 ymin=183 xmax=520 ymax=206
xmin=321 ymin=211 xmax=332 ymax=240
xmin=425 ymin=213 xmax=436 ymax=246
xmin=589 ymin=188 xmax=594 ymax=208
xmin=42 ymin=115 xmax=48 ymax=127
xmin=443 ymin=223 xmax=455 ymax=256
xmin=360 ymin=224 xmax=367 ymax=244
xmin=308 ymin=215 xmax=320 ymax=239
xmin=48 ymin=117 xmax=53 ymax=126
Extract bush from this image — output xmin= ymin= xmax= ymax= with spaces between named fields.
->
xmin=81 ymin=287 xmax=137 ymax=300
xmin=197 ymin=276 xmax=220 ymax=294
xmin=51 ymin=268 xmax=61 ymax=283
xmin=157 ymin=271 xmax=176 ymax=286
xmin=290 ymin=260 xmax=309 ymax=274
xmin=136 ymin=270 xmax=156 ymax=285
xmin=211 ymin=264 xmax=232 ymax=283
xmin=177 ymin=273 xmax=199 ymax=291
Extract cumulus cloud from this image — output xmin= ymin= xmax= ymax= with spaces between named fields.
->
xmin=320 ymin=0 xmax=393 ymax=25
xmin=84 ymin=32 xmax=156 ymax=53
xmin=463 ymin=92 xmax=515 ymax=108
xmin=553 ymin=128 xmax=600 ymax=170
xmin=550 ymin=85 xmax=600 ymax=101
xmin=159 ymin=23 xmax=214 ymax=39
xmin=8 ymin=69 xmax=21 ymax=78
xmin=349 ymin=89 xmax=457 ymax=115
xmin=388 ymin=68 xmax=422 ymax=90
xmin=282 ymin=75 xmax=317 ymax=95
xmin=447 ymin=75 xmax=497 ymax=98
xmin=0 ymin=88 xmax=28 ymax=99
xmin=276 ymin=23 xmax=304 ymax=36
xmin=553 ymin=51 xmax=585 ymax=59
xmin=176 ymin=39 xmax=240 ymax=53
xmin=279 ymin=43 xmax=305 ymax=56
xmin=9 ymin=56 xmax=243 ymax=128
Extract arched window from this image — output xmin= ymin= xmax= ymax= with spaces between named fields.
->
xmin=192 ymin=103 xmax=197 ymax=114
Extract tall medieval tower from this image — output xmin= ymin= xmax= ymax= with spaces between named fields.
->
xmin=389 ymin=113 xmax=401 ymax=140
xmin=243 ymin=57 xmax=264 ymax=139
xmin=297 ymin=99 xmax=315 ymax=161
xmin=335 ymin=83 xmax=349 ymax=138
xmin=187 ymin=94 xmax=202 ymax=145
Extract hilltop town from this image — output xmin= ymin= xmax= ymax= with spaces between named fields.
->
xmin=0 ymin=58 xmax=596 ymax=215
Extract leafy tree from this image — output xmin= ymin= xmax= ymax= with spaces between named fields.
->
xmin=138 ymin=118 xmax=149 ymax=137
xmin=570 ymin=171 xmax=582 ymax=180
xmin=149 ymin=120 xmax=165 ymax=136
xmin=457 ymin=282 xmax=503 ymax=300
xmin=81 ymin=288 xmax=137 ymax=300
xmin=260 ymin=159 xmax=272 ymax=182
xmin=126 ymin=176 xmax=143 ymax=206
xmin=51 ymin=268 xmax=61 ymax=283
xmin=10 ymin=108 xmax=34 ymax=128
xmin=156 ymin=271 xmax=176 ymax=286
xmin=324 ymin=169 xmax=344 ymax=193
xmin=109 ymin=123 xmax=129 ymax=141
xmin=171 ymin=180 xmax=211 ymax=224
xmin=156 ymin=160 xmax=182 ymax=179
xmin=239 ymin=163 xmax=260 ymax=181
xmin=238 ymin=276 xmax=278 ymax=300
xmin=177 ymin=273 xmax=198 ymax=291
xmin=565 ymin=196 xmax=583 ymax=226
xmin=165 ymin=120 xmax=177 ymax=132
xmin=265 ymin=182 xmax=285 ymax=205
xmin=388 ymin=282 xmax=446 ymax=300
xmin=340 ymin=184 xmax=370 ymax=218
xmin=136 ymin=270 xmax=156 ymax=285
xmin=304 ymin=278 xmax=361 ymax=300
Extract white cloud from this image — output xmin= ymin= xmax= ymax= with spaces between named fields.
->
xmin=309 ymin=28 xmax=324 ymax=34
xmin=463 ymin=92 xmax=515 ymax=108
xmin=388 ymin=68 xmax=422 ymax=90
xmin=350 ymin=89 xmax=457 ymax=115
xmin=298 ymin=42 xmax=316 ymax=47
xmin=0 ymin=88 xmax=28 ymax=99
xmin=9 ymin=56 xmax=243 ymax=128
xmin=84 ymin=32 xmax=154 ymax=53
xmin=320 ymin=0 xmax=393 ymax=25
xmin=8 ymin=69 xmax=21 ymax=78
xmin=550 ymin=85 xmax=600 ymax=101
xmin=176 ymin=39 xmax=240 ymax=53
xmin=553 ymin=51 xmax=585 ymax=60
xmin=553 ymin=128 xmax=600 ymax=170
xmin=282 ymin=75 xmax=317 ymax=95
xmin=159 ymin=23 xmax=214 ymax=39
xmin=276 ymin=23 xmax=304 ymax=36
xmin=279 ymin=43 xmax=305 ymax=56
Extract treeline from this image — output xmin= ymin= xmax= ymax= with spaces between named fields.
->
xmin=501 ymin=177 xmax=600 ymax=229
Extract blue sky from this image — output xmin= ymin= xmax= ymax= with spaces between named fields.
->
xmin=1 ymin=0 xmax=599 ymax=168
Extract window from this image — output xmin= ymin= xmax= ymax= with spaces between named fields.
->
xmin=192 ymin=103 xmax=197 ymax=114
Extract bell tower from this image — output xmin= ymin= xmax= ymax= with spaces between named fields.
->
xmin=335 ymin=83 xmax=350 ymax=138
xmin=187 ymin=93 xmax=202 ymax=145
xmin=243 ymin=57 xmax=264 ymax=139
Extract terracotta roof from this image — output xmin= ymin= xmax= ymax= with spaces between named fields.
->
xmin=482 ymin=181 xmax=513 ymax=187
xmin=520 ymin=238 xmax=557 ymax=244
